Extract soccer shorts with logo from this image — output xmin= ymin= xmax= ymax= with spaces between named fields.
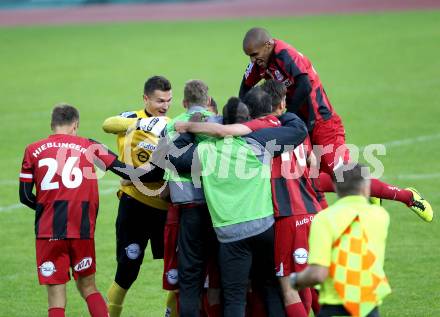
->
xmin=163 ymin=204 xmax=180 ymax=290
xmin=274 ymin=214 xmax=314 ymax=276
xmin=36 ymin=238 xmax=96 ymax=285
xmin=116 ymin=193 xmax=167 ymax=265
xmin=310 ymin=114 xmax=350 ymax=175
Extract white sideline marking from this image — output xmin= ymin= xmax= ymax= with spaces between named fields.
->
xmin=0 ymin=203 xmax=23 ymax=212
xmin=360 ymin=132 xmax=440 ymax=150
xmin=384 ymin=173 xmax=440 ymax=180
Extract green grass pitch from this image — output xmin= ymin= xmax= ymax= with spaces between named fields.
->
xmin=0 ymin=9 xmax=439 ymax=316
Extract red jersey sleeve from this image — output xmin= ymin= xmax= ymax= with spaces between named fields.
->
xmin=243 ymin=115 xmax=281 ymax=131
xmin=86 ymin=140 xmax=117 ymax=170
xmin=20 ymin=147 xmax=34 ymax=183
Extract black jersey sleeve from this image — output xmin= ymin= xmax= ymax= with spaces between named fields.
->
xmin=19 ymin=181 xmax=36 ymax=210
xmin=247 ymin=112 xmax=307 ymax=157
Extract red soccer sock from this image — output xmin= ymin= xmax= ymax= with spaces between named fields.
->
xmin=48 ymin=307 xmax=65 ymax=317
xmin=370 ymin=179 xmax=413 ymax=206
xmin=285 ymin=302 xmax=307 ymax=317
xmin=86 ymin=292 xmax=109 ymax=317
xmin=299 ymin=288 xmax=312 ymax=315
xmin=320 ymin=173 xmax=414 ymax=206
xmin=311 ymin=288 xmax=320 ymax=315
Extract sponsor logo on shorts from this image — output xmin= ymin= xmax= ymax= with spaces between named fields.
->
xmin=293 ymin=248 xmax=308 ymax=265
xmin=74 ymin=257 xmax=93 ymax=272
xmin=39 ymin=261 xmax=56 ymax=277
xmin=166 ymin=269 xmax=178 ymax=285
xmin=295 ymin=215 xmax=314 ymax=227
xmin=125 ymin=243 xmax=141 ymax=260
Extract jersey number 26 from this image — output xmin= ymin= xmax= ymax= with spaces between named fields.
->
xmin=38 ymin=157 xmax=83 ymax=190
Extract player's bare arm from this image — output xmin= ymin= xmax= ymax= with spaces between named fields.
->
xmin=175 ymin=121 xmax=252 ymax=137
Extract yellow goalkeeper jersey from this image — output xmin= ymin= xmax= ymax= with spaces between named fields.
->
xmin=102 ymin=108 xmax=169 ymax=210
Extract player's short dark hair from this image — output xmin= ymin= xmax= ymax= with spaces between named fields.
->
xmin=222 ymin=97 xmax=250 ymax=124
xmin=51 ymin=103 xmax=79 ymax=129
xmin=333 ymin=163 xmax=370 ymax=197
xmin=261 ymin=79 xmax=287 ymax=111
xmin=184 ymin=80 xmax=209 ymax=107
xmin=144 ymin=76 xmax=172 ymax=96
xmin=242 ymin=86 xmax=272 ymax=119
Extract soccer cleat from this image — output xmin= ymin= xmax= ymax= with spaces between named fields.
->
xmin=406 ymin=188 xmax=433 ymax=222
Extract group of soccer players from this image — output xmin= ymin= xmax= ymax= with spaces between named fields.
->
xmin=19 ymin=27 xmax=433 ymax=317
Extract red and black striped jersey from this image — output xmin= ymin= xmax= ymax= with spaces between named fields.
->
xmin=241 ymin=39 xmax=335 ymax=131
xmin=271 ymin=144 xmax=322 ymax=217
xmin=20 ymin=134 xmax=116 ymax=239
xmin=244 ymin=116 xmax=322 ymax=217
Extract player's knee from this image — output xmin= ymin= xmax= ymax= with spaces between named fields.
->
xmin=76 ymin=274 xmax=98 ymax=299
xmin=115 ymin=262 xmax=142 ymax=290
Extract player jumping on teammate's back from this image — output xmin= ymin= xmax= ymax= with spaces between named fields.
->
xmin=239 ymin=27 xmax=433 ymax=223
xmin=19 ymin=104 xmax=163 ymax=317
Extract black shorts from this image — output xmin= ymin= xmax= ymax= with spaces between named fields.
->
xmin=116 ymin=193 xmax=167 ymax=264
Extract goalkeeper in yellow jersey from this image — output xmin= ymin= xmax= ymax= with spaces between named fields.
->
xmin=102 ymin=76 xmax=172 ymax=317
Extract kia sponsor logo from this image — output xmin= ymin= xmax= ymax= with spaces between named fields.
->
xmin=74 ymin=257 xmax=93 ymax=272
